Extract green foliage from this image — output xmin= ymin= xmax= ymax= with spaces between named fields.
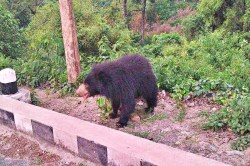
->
xmin=12 ymin=53 xmax=67 ymax=88
xmin=0 ymin=4 xmax=25 ymax=58
xmin=0 ymin=53 xmax=12 ymax=70
xmin=25 ymin=1 xmax=63 ymax=57
xmin=175 ymin=102 xmax=186 ymax=122
xmin=201 ymin=0 xmax=248 ymax=31
xmin=231 ymin=135 xmax=250 ymax=151
xmin=146 ymin=0 xmax=192 ymax=23
xmin=147 ymin=31 xmax=250 ymax=100
xmin=30 ymin=90 xmax=40 ymax=105
xmin=142 ymin=33 xmax=182 ymax=57
xmin=143 ymin=113 xmax=168 ymax=123
xmin=131 ymin=131 xmax=150 ymax=139
xmin=203 ymin=97 xmax=250 ymax=136
xmin=96 ymin=97 xmax=112 ymax=119
xmin=1 ymin=0 xmax=46 ymax=27
xmin=182 ymin=15 xmax=205 ymax=40
xmin=241 ymin=8 xmax=250 ymax=31
xmin=197 ymin=0 xmax=225 ymax=28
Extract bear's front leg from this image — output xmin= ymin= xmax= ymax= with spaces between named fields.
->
xmin=117 ymin=97 xmax=135 ymax=127
xmin=109 ymin=99 xmax=120 ymax=119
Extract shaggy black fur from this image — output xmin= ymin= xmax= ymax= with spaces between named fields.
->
xmin=83 ymin=54 xmax=158 ymax=127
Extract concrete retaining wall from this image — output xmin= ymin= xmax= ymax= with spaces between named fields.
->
xmin=0 ymin=96 xmax=230 ymax=166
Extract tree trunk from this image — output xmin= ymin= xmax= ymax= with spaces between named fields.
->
xmin=59 ymin=0 xmax=81 ymax=83
xmin=141 ymin=0 xmax=146 ymax=45
xmin=123 ymin=0 xmax=128 ymax=25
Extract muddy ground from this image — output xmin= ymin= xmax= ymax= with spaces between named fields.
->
xmin=32 ymin=88 xmax=250 ymax=166
xmin=1 ymin=87 xmax=249 ymax=166
xmin=0 ymin=125 xmax=96 ymax=166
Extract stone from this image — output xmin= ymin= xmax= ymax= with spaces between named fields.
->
xmin=206 ymin=144 xmax=217 ymax=152
xmin=1 ymin=88 xmax=31 ymax=103
xmin=0 ymin=157 xmax=28 ymax=166
xmin=226 ymin=150 xmax=244 ymax=156
xmin=211 ymin=107 xmax=217 ymax=112
xmin=131 ymin=114 xmax=141 ymax=123
xmin=161 ymin=127 xmax=172 ymax=132
xmin=187 ymin=102 xmax=195 ymax=107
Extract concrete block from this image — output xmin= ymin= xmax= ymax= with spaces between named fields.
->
xmin=54 ymin=129 xmax=78 ymax=154
xmin=31 ymin=120 xmax=54 ymax=143
xmin=108 ymin=148 xmax=140 ymax=166
xmin=14 ymin=114 xmax=33 ymax=134
xmin=77 ymin=136 xmax=107 ymax=165
xmin=0 ymin=109 xmax=15 ymax=129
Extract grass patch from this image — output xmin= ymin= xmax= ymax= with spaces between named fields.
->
xmin=131 ymin=131 xmax=150 ymax=139
xmin=143 ymin=112 xmax=168 ymax=123
xmin=175 ymin=101 xmax=186 ymax=122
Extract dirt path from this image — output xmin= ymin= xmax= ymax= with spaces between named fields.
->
xmin=32 ymin=88 xmax=250 ymax=166
xmin=0 ymin=125 xmax=96 ymax=166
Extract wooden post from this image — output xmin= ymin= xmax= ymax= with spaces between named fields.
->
xmin=141 ymin=0 xmax=146 ymax=45
xmin=59 ymin=0 xmax=81 ymax=83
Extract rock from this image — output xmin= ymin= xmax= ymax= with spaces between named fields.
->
xmin=175 ymin=141 xmax=181 ymax=145
xmin=1 ymin=88 xmax=31 ymax=103
xmin=245 ymin=147 xmax=250 ymax=157
xmin=161 ymin=127 xmax=172 ymax=132
xmin=211 ymin=107 xmax=217 ymax=111
xmin=181 ymin=131 xmax=191 ymax=135
xmin=226 ymin=150 xmax=244 ymax=156
xmin=184 ymin=95 xmax=192 ymax=101
xmin=131 ymin=114 xmax=141 ymax=123
xmin=206 ymin=144 xmax=217 ymax=152
xmin=0 ymin=157 xmax=28 ymax=166
xmin=162 ymin=90 xmax=166 ymax=97
xmin=187 ymin=102 xmax=195 ymax=107
xmin=206 ymin=93 xmax=213 ymax=97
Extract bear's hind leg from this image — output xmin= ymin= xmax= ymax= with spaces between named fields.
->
xmin=109 ymin=99 xmax=120 ymax=119
xmin=144 ymin=85 xmax=158 ymax=113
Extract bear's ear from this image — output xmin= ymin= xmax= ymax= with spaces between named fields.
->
xmin=97 ymin=71 xmax=111 ymax=86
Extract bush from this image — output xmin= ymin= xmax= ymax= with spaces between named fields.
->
xmin=0 ymin=53 xmax=12 ymax=70
xmin=0 ymin=4 xmax=25 ymax=58
xmin=231 ymin=135 xmax=250 ymax=151
xmin=204 ymin=97 xmax=250 ymax=136
xmin=182 ymin=15 xmax=205 ymax=40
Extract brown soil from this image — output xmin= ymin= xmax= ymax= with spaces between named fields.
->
xmin=32 ymin=88 xmax=250 ymax=166
xmin=0 ymin=125 xmax=96 ymax=166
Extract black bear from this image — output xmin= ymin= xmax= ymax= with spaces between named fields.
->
xmin=76 ymin=54 xmax=158 ymax=127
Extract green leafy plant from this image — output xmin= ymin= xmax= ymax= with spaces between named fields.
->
xmin=203 ymin=97 xmax=250 ymax=136
xmin=30 ymin=90 xmax=40 ymax=105
xmin=96 ymin=97 xmax=112 ymax=119
xmin=231 ymin=135 xmax=250 ymax=151
xmin=0 ymin=4 xmax=25 ymax=58
xmin=143 ymin=113 xmax=168 ymax=123
xmin=174 ymin=101 xmax=186 ymax=122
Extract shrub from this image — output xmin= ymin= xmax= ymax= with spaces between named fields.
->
xmin=203 ymin=97 xmax=250 ymax=136
xmin=182 ymin=15 xmax=205 ymax=40
xmin=0 ymin=4 xmax=25 ymax=58
xmin=231 ymin=135 xmax=250 ymax=151
xmin=0 ymin=53 xmax=12 ymax=70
